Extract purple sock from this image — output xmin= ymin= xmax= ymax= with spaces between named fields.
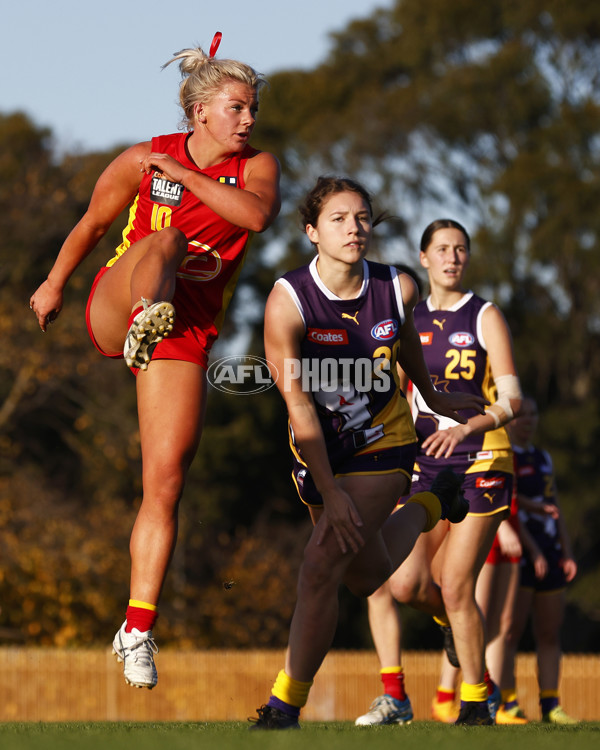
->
xmin=268 ymin=696 xmax=300 ymax=718
xmin=541 ymin=696 xmax=559 ymax=714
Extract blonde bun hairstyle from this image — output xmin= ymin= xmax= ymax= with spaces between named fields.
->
xmin=163 ymin=41 xmax=267 ymax=130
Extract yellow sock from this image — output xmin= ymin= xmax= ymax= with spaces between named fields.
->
xmin=502 ymin=689 xmax=517 ymax=704
xmin=406 ymin=491 xmax=441 ymax=531
xmin=129 ymin=599 xmax=157 ymax=611
xmin=271 ymin=669 xmax=313 ymax=709
xmin=460 ymin=681 xmax=488 ymax=703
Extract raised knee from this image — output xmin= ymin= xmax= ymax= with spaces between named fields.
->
xmin=152 ymin=226 xmax=188 ymax=258
xmin=389 ymin=576 xmax=419 ymax=605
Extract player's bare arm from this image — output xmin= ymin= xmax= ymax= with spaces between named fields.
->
xmin=141 ymin=150 xmax=281 ymax=233
xmin=30 ymin=142 xmax=149 ymax=331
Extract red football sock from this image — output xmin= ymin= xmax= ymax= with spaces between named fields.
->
xmin=381 ymin=667 xmax=407 ymax=701
xmin=483 ymin=669 xmax=495 ymax=695
xmin=125 ymin=600 xmax=158 ymax=633
xmin=436 ymin=687 xmax=456 ymax=703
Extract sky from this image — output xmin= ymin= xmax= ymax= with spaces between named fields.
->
xmin=2 ymin=0 xmax=392 ymax=153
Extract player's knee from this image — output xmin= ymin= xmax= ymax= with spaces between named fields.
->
xmin=439 ymin=581 xmax=470 ymax=614
xmin=533 ymin=627 xmax=560 ymax=648
xmin=142 ymin=463 xmax=186 ymax=513
xmin=345 ymin=560 xmax=392 ymax=598
xmin=388 ymin=575 xmax=420 ymax=605
xmin=367 ymin=581 xmax=392 ymax=603
xmin=152 ymin=226 xmax=188 ymax=260
xmin=297 ymin=549 xmax=339 ymax=594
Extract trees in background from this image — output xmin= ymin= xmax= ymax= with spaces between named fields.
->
xmin=1 ymin=0 xmax=599 ymax=649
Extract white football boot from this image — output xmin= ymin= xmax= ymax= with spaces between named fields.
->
xmin=123 ymin=298 xmax=175 ymax=370
xmin=112 ymin=621 xmax=158 ymax=689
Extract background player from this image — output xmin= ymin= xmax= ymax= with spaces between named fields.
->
xmin=502 ymin=396 xmax=579 ymax=724
xmin=356 ymin=218 xmax=522 ymax=726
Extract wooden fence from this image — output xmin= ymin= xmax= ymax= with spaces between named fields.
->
xmin=0 ymin=648 xmax=596 ymax=722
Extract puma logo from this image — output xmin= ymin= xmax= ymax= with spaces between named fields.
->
xmin=342 ymin=311 xmax=360 ymax=325
xmin=433 ymin=318 xmax=446 ymax=331
xmin=483 ymin=492 xmax=495 ymax=504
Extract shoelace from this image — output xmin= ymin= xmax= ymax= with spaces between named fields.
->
xmin=249 ymin=705 xmax=274 ymax=726
xmin=125 ymin=633 xmax=158 ymax=662
xmin=250 ymin=705 xmax=294 ymax=727
xmin=370 ymin=695 xmax=400 ymax=714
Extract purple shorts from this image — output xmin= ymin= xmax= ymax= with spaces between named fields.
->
xmin=292 ymin=443 xmax=417 ymax=508
xmin=412 ymin=454 xmax=512 ymax=517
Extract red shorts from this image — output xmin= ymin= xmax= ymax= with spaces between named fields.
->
xmin=86 ymin=266 xmax=212 ymax=370
xmin=85 ymin=267 xmax=122 ymax=359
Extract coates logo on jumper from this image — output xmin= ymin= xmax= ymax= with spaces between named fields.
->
xmin=307 ymin=328 xmax=349 ymax=345
xmin=449 ymin=332 xmax=475 ymax=347
xmin=475 ymin=477 xmax=506 ymax=489
xmin=371 ymin=319 xmax=398 ymax=341
xmin=207 ymin=355 xmax=278 ymax=395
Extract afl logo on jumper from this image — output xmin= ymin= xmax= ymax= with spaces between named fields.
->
xmin=307 ymin=328 xmax=349 ymax=345
xmin=371 ymin=319 xmax=398 ymax=341
xmin=176 ymin=242 xmax=222 ymax=282
xmin=449 ymin=332 xmax=475 ymax=347
xmin=150 ymin=175 xmax=184 ymax=206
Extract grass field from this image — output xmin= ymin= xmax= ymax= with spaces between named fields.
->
xmin=0 ymin=721 xmax=598 ymax=750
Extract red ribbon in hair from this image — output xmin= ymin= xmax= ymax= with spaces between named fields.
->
xmin=209 ymin=32 xmax=222 ymax=58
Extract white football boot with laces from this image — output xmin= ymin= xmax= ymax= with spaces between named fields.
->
xmin=355 ymin=694 xmax=414 ymax=725
xmin=112 ymin=622 xmax=158 ymax=689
